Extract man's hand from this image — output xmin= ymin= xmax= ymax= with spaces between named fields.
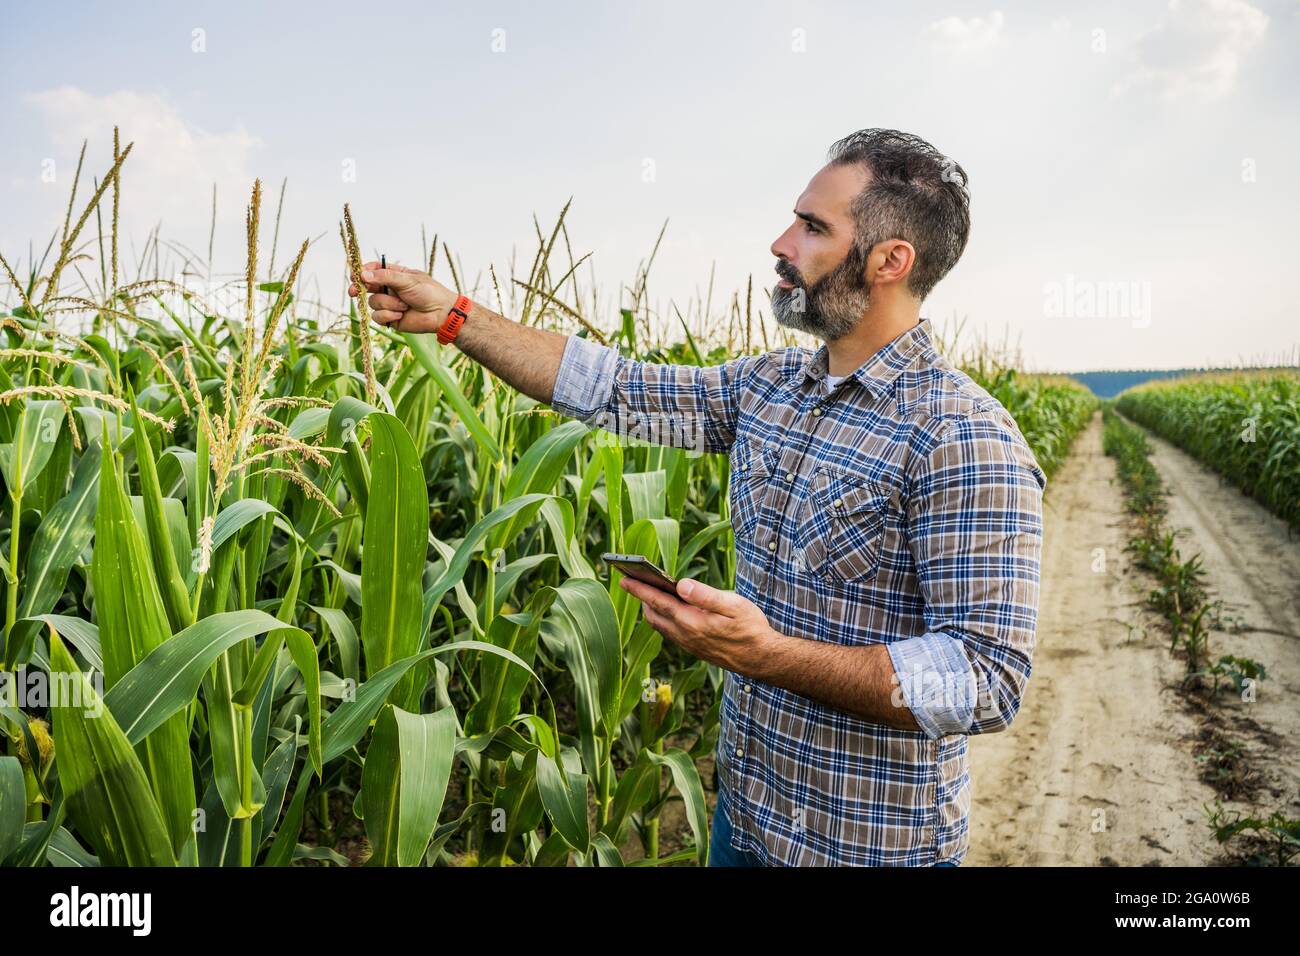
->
xmin=618 ymin=576 xmax=786 ymax=676
xmin=347 ymin=260 xmax=456 ymax=334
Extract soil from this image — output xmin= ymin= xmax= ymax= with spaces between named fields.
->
xmin=967 ymin=411 xmax=1300 ymax=866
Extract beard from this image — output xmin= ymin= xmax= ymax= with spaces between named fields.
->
xmin=771 ymin=244 xmax=870 ymax=341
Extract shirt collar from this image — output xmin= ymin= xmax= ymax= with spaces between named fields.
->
xmin=787 ymin=316 xmax=935 ymax=400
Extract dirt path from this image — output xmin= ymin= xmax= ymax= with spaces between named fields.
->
xmin=967 ymin=412 xmax=1221 ymax=865
xmin=1139 ymin=424 xmax=1300 ymax=827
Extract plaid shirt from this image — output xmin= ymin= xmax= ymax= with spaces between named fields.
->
xmin=550 ymin=316 xmax=1047 ymax=866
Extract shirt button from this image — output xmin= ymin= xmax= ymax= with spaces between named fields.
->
xmin=743 ymin=683 xmax=752 ymax=693
xmin=833 ymin=498 xmax=843 ymax=509
xmin=784 ymin=472 xmax=795 ymax=482
xmin=735 ymin=747 xmax=744 ymax=758
xmin=767 ymin=540 xmax=777 ymax=552
xmin=811 ymin=407 xmax=822 ymax=417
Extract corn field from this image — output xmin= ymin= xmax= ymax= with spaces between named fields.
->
xmin=1116 ymin=371 xmax=1300 ymax=531
xmin=0 ymin=138 xmax=1094 ymax=867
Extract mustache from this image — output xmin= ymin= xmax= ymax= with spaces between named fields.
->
xmin=774 ymin=262 xmax=804 ymax=287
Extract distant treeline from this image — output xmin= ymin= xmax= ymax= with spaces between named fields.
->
xmin=1064 ymin=368 xmax=1286 ymax=398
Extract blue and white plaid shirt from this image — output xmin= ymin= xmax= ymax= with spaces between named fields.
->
xmin=550 ymin=316 xmax=1047 ymax=866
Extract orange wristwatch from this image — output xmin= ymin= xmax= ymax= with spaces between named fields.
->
xmin=438 ymin=294 xmax=471 ymax=344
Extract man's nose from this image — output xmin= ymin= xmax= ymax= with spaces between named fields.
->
xmin=770 ymin=224 xmax=797 ymax=263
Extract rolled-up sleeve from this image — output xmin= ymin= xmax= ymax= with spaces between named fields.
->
xmin=887 ymin=404 xmax=1047 ymax=739
xmin=550 ymin=334 xmax=762 ymax=454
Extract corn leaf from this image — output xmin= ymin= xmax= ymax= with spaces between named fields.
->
xmin=535 ymin=750 xmax=590 ymax=854
xmin=402 ymin=332 xmax=502 ymax=462
xmin=17 ymin=443 xmax=100 ymax=622
xmin=103 ymin=609 xmax=304 ymax=745
xmin=91 ymin=426 xmax=196 ymax=852
xmin=0 ymin=756 xmax=24 ymax=861
xmin=360 ymin=413 xmax=429 ymax=712
xmin=0 ymin=400 xmax=65 ymax=491
xmin=47 ymin=632 xmax=177 ymax=866
xmin=362 ymin=704 xmax=457 ymax=866
xmin=646 ymin=748 xmax=709 ymax=866
xmin=128 ymin=390 xmax=193 ymax=631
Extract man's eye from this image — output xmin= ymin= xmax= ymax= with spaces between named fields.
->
xmin=803 ymin=221 xmax=817 ymax=234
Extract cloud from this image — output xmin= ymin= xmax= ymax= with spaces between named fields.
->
xmin=1116 ymin=0 xmax=1269 ymax=103
xmin=929 ymin=11 xmax=1005 ymax=54
xmin=23 ymin=87 xmax=262 ymax=234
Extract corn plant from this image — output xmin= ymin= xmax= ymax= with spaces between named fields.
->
xmin=1117 ymin=371 xmax=1300 ymax=530
xmin=0 ymin=134 xmax=1095 ymax=867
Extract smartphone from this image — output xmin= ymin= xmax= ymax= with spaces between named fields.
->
xmin=602 ymin=552 xmax=679 ymax=595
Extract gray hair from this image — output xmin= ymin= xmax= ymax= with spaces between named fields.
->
xmin=826 ymin=129 xmax=971 ymax=301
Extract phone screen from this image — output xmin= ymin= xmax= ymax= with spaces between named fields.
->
xmin=602 ymin=553 xmax=679 ymax=594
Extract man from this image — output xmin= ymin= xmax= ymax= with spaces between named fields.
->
xmin=349 ymin=128 xmax=1047 ymax=867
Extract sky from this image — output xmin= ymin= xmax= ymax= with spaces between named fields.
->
xmin=1 ymin=0 xmax=1297 ymax=372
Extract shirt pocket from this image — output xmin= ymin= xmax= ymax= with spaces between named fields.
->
xmin=728 ymin=437 xmax=780 ymax=541
xmin=798 ymin=467 xmax=893 ymax=584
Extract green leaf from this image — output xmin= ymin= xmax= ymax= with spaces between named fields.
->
xmin=491 ymin=420 xmax=588 ymax=550
xmin=647 ymin=748 xmax=709 ymax=866
xmin=103 ymin=609 xmax=303 ymax=746
xmin=325 ymin=395 xmax=380 ymax=514
xmin=361 ymin=414 xmax=430 ymax=712
xmin=538 ymin=498 xmax=594 ymax=579
xmin=0 ymin=756 xmax=25 ymax=862
xmin=535 ymin=750 xmax=590 ymax=854
xmin=402 ymin=333 xmax=502 ymax=462
xmin=312 ymin=605 xmax=359 ymax=687
xmin=421 ymin=493 xmax=552 ymax=632
xmin=209 ymin=498 xmax=279 ymax=553
xmin=202 ymin=653 xmax=268 ymax=820
xmin=47 ymin=632 xmax=177 ymax=866
xmin=0 ymin=400 xmax=64 ymax=491
xmin=17 ymin=443 xmax=100 ymax=621
xmin=43 ymin=825 xmax=101 ymax=867
xmin=14 ymin=614 xmax=101 ymax=673
xmin=362 ymin=704 xmax=457 ymax=866
xmin=321 ymin=641 xmax=538 ymax=765
xmin=465 ymin=587 xmax=557 ymax=735
xmin=601 ymin=748 xmax=660 ymax=846
xmin=611 ymin=518 xmax=679 ymax=640
xmin=677 ymin=519 xmax=732 ymax=574
xmin=90 ymin=425 xmax=195 ymax=853
xmin=624 ymin=469 xmax=667 ymax=523
xmin=542 ymin=578 xmax=622 ymax=741
xmin=127 ymin=390 xmax=193 ymax=631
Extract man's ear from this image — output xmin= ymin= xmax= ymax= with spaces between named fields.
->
xmin=869 ymin=239 xmax=917 ymax=289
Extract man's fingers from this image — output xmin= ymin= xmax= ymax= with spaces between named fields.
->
xmin=619 ymin=577 xmax=708 ymax=631
xmin=676 ymin=578 xmax=741 ymax=616
xmin=619 ymin=576 xmax=675 ymax=611
xmin=368 ymin=293 xmax=408 ymax=313
xmin=643 ymin=604 xmax=673 ymax=636
xmin=372 ymin=309 xmax=406 ymax=326
xmin=359 ymin=267 xmax=421 ymax=290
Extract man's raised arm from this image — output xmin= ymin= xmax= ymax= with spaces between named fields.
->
xmin=350 ymin=260 xmax=762 ymax=455
xmin=349 ymin=261 xmax=568 ymax=404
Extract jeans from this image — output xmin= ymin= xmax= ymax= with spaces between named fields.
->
xmin=708 ymin=787 xmax=960 ymax=867
xmin=708 ymin=787 xmax=765 ymax=867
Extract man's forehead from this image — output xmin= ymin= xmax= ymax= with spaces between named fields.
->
xmin=797 ymin=162 xmax=869 ymax=225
